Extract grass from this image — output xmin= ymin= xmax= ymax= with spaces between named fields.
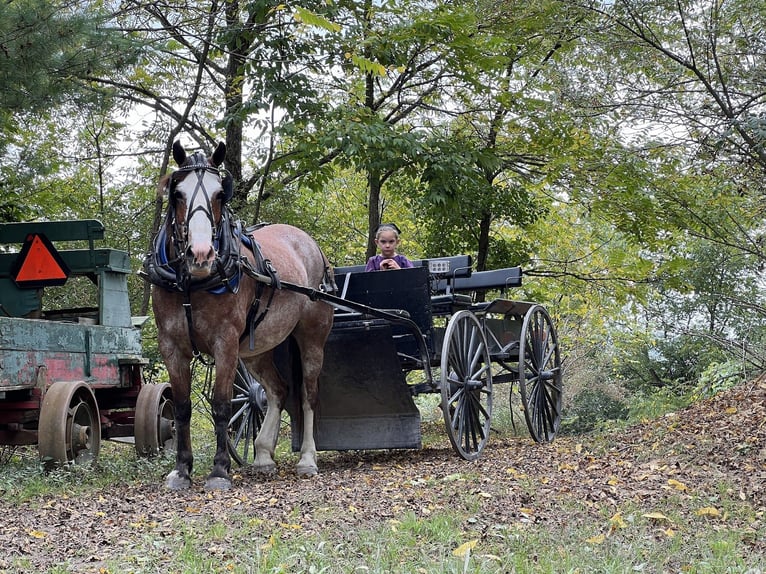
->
xmin=76 ymin=500 xmax=762 ymax=574
xmin=1 ymin=389 xmax=764 ymax=573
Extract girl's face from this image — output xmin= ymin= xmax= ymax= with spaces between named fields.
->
xmin=375 ymin=231 xmax=399 ymax=258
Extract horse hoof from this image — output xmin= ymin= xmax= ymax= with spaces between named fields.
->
xmin=296 ymin=465 xmax=318 ymax=478
xmin=253 ymin=463 xmax=277 ymax=476
xmin=204 ymin=476 xmax=232 ymax=491
xmin=165 ymin=470 xmax=191 ymax=490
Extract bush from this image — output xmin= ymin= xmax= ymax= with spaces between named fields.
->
xmin=560 ymin=388 xmax=629 ymax=434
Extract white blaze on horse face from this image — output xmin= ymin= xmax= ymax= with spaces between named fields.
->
xmin=176 ymin=169 xmax=221 ymax=275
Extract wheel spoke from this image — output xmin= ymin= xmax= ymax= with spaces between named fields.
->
xmin=441 ymin=311 xmax=492 ymax=460
xmin=517 ymin=306 xmax=562 ymax=443
xmin=227 ymin=361 xmax=266 ymax=466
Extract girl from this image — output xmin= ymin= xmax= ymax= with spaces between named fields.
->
xmin=365 ymin=223 xmax=413 ymax=271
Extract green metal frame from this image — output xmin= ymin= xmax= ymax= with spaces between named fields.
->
xmin=0 ymin=220 xmax=133 ymax=326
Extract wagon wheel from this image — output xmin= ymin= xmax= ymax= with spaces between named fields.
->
xmin=440 ymin=310 xmax=493 ymax=461
xmin=38 ymin=381 xmax=101 ymax=468
xmin=228 ymin=360 xmax=267 ymax=466
xmin=134 ymin=383 xmax=176 ymax=456
xmin=518 ymin=305 xmax=563 ymax=442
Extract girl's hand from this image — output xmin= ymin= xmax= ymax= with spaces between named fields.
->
xmin=381 ymin=259 xmax=400 ymax=270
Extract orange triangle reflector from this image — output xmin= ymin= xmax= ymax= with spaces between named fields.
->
xmin=12 ymin=233 xmax=70 ymax=288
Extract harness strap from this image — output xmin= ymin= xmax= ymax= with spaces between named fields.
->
xmin=240 ymin=233 xmax=281 ymax=350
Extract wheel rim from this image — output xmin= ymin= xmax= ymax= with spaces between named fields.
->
xmin=518 ymin=305 xmax=562 ymax=442
xmin=440 ymin=310 xmax=493 ymax=460
xmin=39 ymin=382 xmax=101 ymax=467
xmin=228 ymin=360 xmax=267 ymax=466
xmin=135 ymin=383 xmax=176 ymax=456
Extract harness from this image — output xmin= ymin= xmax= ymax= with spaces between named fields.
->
xmin=140 ymin=155 xmax=333 ymax=359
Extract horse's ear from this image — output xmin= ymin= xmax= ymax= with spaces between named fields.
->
xmin=212 ymin=141 xmax=226 ymax=167
xmin=172 ymin=140 xmax=186 ymax=166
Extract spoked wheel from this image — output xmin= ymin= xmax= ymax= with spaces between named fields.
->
xmin=134 ymin=383 xmax=176 ymax=456
xmin=518 ymin=305 xmax=563 ymax=442
xmin=38 ymin=381 xmax=101 ymax=468
xmin=440 ymin=310 xmax=493 ymax=461
xmin=228 ymin=360 xmax=267 ymax=466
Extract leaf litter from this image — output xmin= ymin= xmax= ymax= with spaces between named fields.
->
xmin=0 ymin=376 xmax=764 ymax=570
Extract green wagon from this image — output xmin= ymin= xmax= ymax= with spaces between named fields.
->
xmin=0 ymin=219 xmax=174 ymax=466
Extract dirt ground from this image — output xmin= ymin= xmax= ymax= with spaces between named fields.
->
xmin=1 ymin=376 xmax=764 ymax=570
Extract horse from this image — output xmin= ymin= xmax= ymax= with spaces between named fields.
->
xmin=145 ymin=140 xmax=335 ymax=490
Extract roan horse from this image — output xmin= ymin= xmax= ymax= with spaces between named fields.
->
xmin=144 ymin=140 xmax=335 ymax=490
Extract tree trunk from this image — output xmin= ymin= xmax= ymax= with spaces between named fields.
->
xmin=224 ymin=0 xmax=245 ymax=215
xmin=367 ymin=168 xmax=382 ymax=258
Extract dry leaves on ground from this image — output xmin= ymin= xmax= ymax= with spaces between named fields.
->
xmin=1 ymin=376 xmax=764 ymax=570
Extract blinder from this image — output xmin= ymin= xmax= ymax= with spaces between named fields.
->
xmin=221 ymin=170 xmax=234 ymax=204
xmin=167 ymin=165 xmax=232 ymax=206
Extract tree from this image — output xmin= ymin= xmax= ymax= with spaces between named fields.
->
xmin=0 ymin=0 xmax=133 ymax=222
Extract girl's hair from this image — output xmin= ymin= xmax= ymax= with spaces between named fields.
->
xmin=375 ymin=223 xmax=401 ymax=238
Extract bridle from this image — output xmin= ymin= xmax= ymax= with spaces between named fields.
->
xmin=168 ymin=154 xmax=224 ymax=259
xmin=142 ymin=152 xmax=241 ymax=295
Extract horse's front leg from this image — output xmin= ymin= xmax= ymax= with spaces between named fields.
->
xmin=165 ymin=364 xmax=194 ymax=490
xmin=205 ymin=359 xmax=234 ymax=491
xmin=252 ymin=389 xmax=282 ymax=475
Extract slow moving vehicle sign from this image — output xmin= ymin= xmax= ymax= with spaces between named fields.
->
xmin=11 ymin=233 xmax=71 ymax=288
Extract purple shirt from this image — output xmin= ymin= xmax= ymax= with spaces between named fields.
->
xmin=365 ymin=254 xmax=413 ymax=271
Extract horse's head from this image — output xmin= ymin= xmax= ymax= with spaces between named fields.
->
xmin=165 ymin=140 xmax=233 ymax=279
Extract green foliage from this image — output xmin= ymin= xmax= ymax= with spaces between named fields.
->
xmin=561 ymin=389 xmax=630 ymax=434
xmin=694 ymin=360 xmax=749 ymax=400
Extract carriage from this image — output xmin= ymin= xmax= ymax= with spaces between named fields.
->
xmin=225 ymin=255 xmax=563 ymax=464
xmin=147 ymin=140 xmax=562 ymax=490
xmin=0 ymin=219 xmax=173 ymax=466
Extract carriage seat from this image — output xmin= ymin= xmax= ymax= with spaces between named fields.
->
xmin=334 ymin=255 xmax=475 ymax=315
xmin=333 ymin=254 xmax=473 ymax=278
xmin=434 ymin=266 xmax=523 ymax=293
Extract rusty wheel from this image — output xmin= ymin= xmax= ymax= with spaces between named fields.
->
xmin=135 ymin=383 xmax=176 ymax=456
xmin=38 ymin=381 xmax=101 ymax=468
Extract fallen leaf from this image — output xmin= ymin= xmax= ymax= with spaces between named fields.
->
xmin=667 ymin=479 xmax=688 ymax=491
xmin=453 ymin=539 xmax=478 ymax=557
xmin=695 ymin=507 xmax=721 ymax=517
xmin=609 ymin=512 xmax=627 ymax=531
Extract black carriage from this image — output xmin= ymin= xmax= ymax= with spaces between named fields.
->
xmin=227 ymin=255 xmax=563 ymax=462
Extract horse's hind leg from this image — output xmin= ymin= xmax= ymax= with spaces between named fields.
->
xmin=293 ymin=333 xmax=327 ymax=478
xmin=295 ymin=379 xmax=319 ymax=477
xmin=246 ymin=353 xmax=286 ymax=475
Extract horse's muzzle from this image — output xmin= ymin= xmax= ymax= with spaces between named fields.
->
xmin=186 ymin=244 xmax=216 ymax=278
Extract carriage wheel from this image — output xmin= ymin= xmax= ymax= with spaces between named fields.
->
xmin=38 ymin=381 xmax=101 ymax=468
xmin=134 ymin=383 xmax=176 ymax=456
xmin=518 ymin=305 xmax=563 ymax=442
xmin=440 ymin=310 xmax=493 ymax=461
xmin=228 ymin=360 xmax=267 ymax=466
